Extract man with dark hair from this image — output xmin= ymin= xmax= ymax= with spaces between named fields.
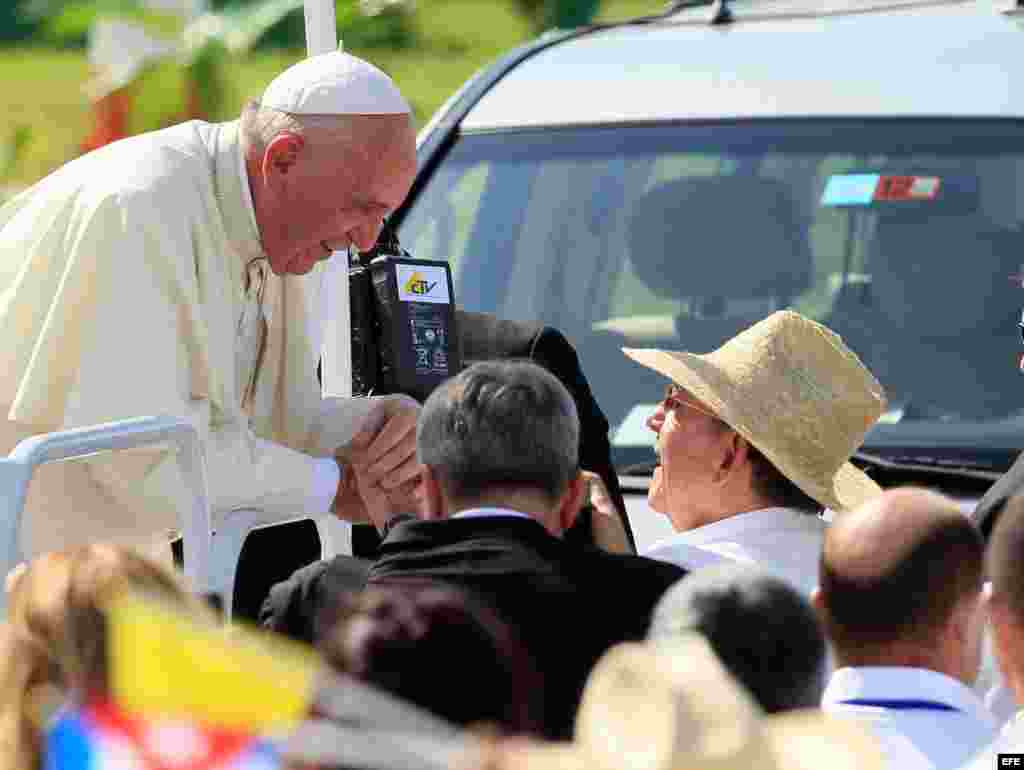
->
xmin=318 ymin=584 xmax=546 ymax=736
xmin=815 ymin=488 xmax=995 ymax=770
xmin=625 ymin=310 xmax=886 ymax=595
xmin=647 ymin=563 xmax=827 ymax=713
xmin=360 ymin=360 xmax=685 ymax=740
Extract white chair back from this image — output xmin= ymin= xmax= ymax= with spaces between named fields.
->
xmin=0 ymin=416 xmax=213 ymax=612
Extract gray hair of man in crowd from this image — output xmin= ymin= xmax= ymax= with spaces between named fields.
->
xmin=416 ymin=360 xmax=582 ymax=529
xmin=647 ymin=563 xmax=827 ymax=714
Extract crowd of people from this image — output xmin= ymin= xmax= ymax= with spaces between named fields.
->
xmin=2 ymin=45 xmax=1023 ymax=770
xmin=5 ymin=324 xmax=1024 ymax=770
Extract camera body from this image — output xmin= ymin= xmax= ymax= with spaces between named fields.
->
xmin=349 ymin=225 xmax=460 ymax=403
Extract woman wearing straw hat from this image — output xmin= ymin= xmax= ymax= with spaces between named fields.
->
xmin=625 ymin=310 xmax=887 ymax=595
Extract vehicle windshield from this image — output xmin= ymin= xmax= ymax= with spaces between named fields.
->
xmin=398 ymin=120 xmax=1024 ymax=470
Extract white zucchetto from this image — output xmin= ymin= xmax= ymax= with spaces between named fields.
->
xmin=261 ymin=50 xmax=411 ymax=115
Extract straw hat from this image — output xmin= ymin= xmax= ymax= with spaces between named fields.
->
xmin=495 ymin=634 xmax=886 ymax=770
xmin=623 ymin=310 xmax=886 ymax=512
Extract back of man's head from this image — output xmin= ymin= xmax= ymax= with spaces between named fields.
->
xmin=318 ymin=584 xmax=545 ymax=735
xmin=417 ymin=360 xmax=580 ymax=511
xmin=648 ymin=564 xmax=826 ymax=713
xmin=817 ymin=488 xmax=984 ymax=679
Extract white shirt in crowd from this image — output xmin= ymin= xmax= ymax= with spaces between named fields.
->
xmin=823 ymin=667 xmax=998 ymax=770
xmin=961 ymin=710 xmax=1024 ymax=770
xmin=642 ymin=507 xmax=827 ymax=595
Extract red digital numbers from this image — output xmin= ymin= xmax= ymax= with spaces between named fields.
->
xmin=874 ymin=176 xmax=913 ymax=200
xmin=873 ymin=175 xmax=941 ymax=201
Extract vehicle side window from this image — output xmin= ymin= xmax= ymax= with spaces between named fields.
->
xmin=403 ymin=161 xmax=491 ymax=280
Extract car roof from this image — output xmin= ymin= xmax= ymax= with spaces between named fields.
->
xmin=460 ymin=0 xmax=1024 ymax=130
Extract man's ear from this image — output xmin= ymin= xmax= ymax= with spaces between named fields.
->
xmin=260 ymin=132 xmax=305 ymax=188
xmin=950 ymin=588 xmax=987 ymax=646
xmin=714 ymin=431 xmax=749 ymax=483
xmin=557 ymin=472 xmax=588 ymax=534
xmin=419 ymin=466 xmax=447 ymax=521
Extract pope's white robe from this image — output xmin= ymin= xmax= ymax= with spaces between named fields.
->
xmin=0 ymin=120 xmax=331 ymax=557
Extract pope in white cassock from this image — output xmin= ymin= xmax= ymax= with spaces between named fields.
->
xmin=0 ymin=52 xmax=422 ymax=559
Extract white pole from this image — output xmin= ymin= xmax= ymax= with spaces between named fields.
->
xmin=303 ymin=0 xmax=355 ymax=566
xmin=303 ymin=0 xmax=352 ymax=400
xmin=304 ymin=0 xmax=338 ymax=56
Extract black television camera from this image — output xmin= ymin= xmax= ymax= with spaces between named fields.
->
xmin=349 ymin=221 xmax=460 ymax=402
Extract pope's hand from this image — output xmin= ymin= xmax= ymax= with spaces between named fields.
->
xmin=331 ymin=400 xmax=425 ymax=531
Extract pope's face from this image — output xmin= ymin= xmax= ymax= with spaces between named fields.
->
xmin=258 ymin=116 xmax=416 ymax=275
xmin=647 ymin=384 xmax=733 ymax=531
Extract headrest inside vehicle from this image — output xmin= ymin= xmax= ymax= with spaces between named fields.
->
xmin=628 ymin=175 xmax=813 ymax=306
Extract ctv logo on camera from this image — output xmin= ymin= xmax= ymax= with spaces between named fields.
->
xmin=999 ymin=755 xmax=1024 ymax=767
xmin=404 ymin=272 xmax=438 ymax=296
xmin=397 ymin=264 xmax=450 ymax=305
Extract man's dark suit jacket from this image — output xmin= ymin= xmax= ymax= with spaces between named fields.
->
xmin=262 ymin=515 xmax=684 ymax=740
xmin=366 ymin=517 xmax=684 ymax=740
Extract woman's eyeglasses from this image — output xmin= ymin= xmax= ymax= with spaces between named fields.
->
xmin=661 ymin=384 xmax=721 ymax=421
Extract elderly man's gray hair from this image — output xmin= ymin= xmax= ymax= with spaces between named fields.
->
xmin=240 ymin=100 xmax=363 ymax=154
xmin=417 ymin=360 xmax=580 ymax=504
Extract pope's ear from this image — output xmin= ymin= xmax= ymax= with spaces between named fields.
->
xmin=260 ymin=132 xmax=305 ymax=184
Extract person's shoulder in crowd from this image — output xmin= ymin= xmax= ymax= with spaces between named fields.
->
xmin=369 ymin=514 xmax=681 ymax=585
xmin=259 ymin=553 xmax=372 ymax=643
xmin=569 ymin=544 xmax=688 ymax=638
xmin=261 ymin=508 xmax=683 ymax=645
xmin=973 ymin=450 xmax=1024 ymax=538
xmin=369 ymin=515 xmax=685 ymax=638
xmin=568 ymin=538 xmax=685 ymax=591
xmin=643 ymin=506 xmax=826 ymax=596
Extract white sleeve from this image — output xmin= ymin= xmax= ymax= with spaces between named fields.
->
xmin=57 ymin=192 xmax=321 ymax=521
xmin=306 ymin=453 xmax=341 ymax=514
